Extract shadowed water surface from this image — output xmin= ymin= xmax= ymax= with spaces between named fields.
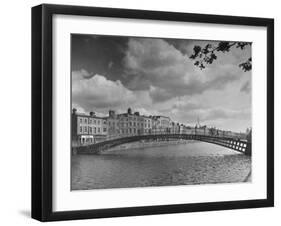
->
xmin=71 ymin=142 xmax=251 ymax=190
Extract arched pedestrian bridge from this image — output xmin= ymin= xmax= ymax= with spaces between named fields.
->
xmin=74 ymin=134 xmax=251 ymax=156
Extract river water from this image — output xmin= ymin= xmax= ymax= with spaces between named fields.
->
xmin=71 ymin=141 xmax=251 ymax=190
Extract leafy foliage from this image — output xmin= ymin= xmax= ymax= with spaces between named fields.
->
xmin=239 ymin=57 xmax=252 ymax=72
xmin=189 ymin=42 xmax=252 ymax=71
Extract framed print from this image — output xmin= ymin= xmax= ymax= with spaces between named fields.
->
xmin=31 ymin=4 xmax=274 ymax=221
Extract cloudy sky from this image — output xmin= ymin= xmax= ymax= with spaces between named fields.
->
xmin=71 ymin=34 xmax=251 ymax=132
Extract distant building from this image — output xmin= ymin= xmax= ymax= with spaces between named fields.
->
xmin=179 ymin=124 xmax=192 ymax=134
xmin=151 ymin=116 xmax=158 ymax=134
xmin=171 ymin=122 xmax=180 ymax=134
xmin=107 ymin=110 xmax=119 ymax=138
xmin=195 ymin=125 xmax=208 ymax=135
xmin=117 ymin=108 xmax=145 ymax=136
xmin=143 ymin=115 xmax=152 ymax=134
xmin=72 ymin=108 xmax=107 ymax=145
xmin=152 ymin=115 xmax=171 ymax=133
xmin=72 ymin=107 xmax=232 ymax=146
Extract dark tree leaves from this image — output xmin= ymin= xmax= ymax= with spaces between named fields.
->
xmin=190 ymin=45 xmax=202 ymax=59
xmin=239 ymin=57 xmax=252 ymax=72
xmin=202 ymin=44 xmax=212 ymax=54
xmin=189 ymin=41 xmax=251 ymax=71
xmin=236 ymin=42 xmax=249 ymax=50
xmin=217 ymin=42 xmax=232 ymax=52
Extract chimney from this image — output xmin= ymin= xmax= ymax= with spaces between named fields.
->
xmin=127 ymin=108 xmax=132 ymax=115
xmin=72 ymin=108 xmax=77 ymax=115
xmin=109 ymin=110 xmax=115 ymax=118
xmin=134 ymin=112 xmax=140 ymax=116
xmin=89 ymin=111 xmax=95 ymax=117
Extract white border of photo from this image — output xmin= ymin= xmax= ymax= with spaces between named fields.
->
xmin=53 ymin=14 xmax=267 ymax=212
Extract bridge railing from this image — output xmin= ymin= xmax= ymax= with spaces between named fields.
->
xmin=104 ymin=130 xmax=193 ymax=142
xmin=75 ymin=132 xmax=251 ymax=156
xmin=76 ymin=129 xmax=245 ymax=147
xmin=108 ymin=130 xmax=242 ymax=140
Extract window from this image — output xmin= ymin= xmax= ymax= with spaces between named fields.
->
xmin=94 ymin=127 xmax=96 ymax=133
xmin=98 ymin=128 xmax=101 ymax=133
xmin=89 ymin=119 xmax=91 ymax=124
xmin=79 ymin=126 xmax=82 ymax=133
xmin=84 ymin=126 xmax=87 ymax=133
xmin=89 ymin=127 xmax=92 ymax=133
xmin=94 ymin=120 xmax=96 ymax=124
xmin=79 ymin=118 xmax=82 ymax=123
xmin=84 ymin=118 xmax=87 ymax=123
xmin=103 ymin=128 xmax=107 ymax=132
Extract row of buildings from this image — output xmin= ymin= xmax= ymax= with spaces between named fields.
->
xmin=72 ymin=108 xmax=246 ymax=146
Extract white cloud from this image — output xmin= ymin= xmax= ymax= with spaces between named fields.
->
xmin=72 ymin=71 xmax=136 ymax=112
xmin=123 ymin=38 xmax=245 ymax=103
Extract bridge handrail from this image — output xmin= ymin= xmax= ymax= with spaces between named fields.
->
xmin=77 ymin=130 xmax=247 ymax=148
xmin=105 ymin=131 xmax=243 ymax=140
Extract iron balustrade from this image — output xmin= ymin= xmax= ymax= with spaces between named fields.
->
xmin=73 ymin=130 xmax=251 ymax=156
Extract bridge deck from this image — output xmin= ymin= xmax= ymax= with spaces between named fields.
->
xmin=73 ymin=134 xmax=251 ymax=156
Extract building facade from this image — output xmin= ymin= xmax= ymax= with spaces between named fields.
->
xmin=117 ymin=109 xmax=145 ymax=136
xmin=107 ymin=110 xmax=120 ymax=138
xmin=143 ymin=115 xmax=152 ymax=134
xmin=72 ymin=107 xmax=224 ymax=146
xmin=72 ymin=109 xmax=107 ymax=146
xmin=171 ymin=122 xmax=180 ymax=134
xmin=152 ymin=115 xmax=172 ymax=133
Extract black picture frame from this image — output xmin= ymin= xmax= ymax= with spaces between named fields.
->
xmin=32 ymin=4 xmax=274 ymax=222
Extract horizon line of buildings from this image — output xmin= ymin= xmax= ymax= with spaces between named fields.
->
xmin=72 ymin=107 xmax=247 ymax=146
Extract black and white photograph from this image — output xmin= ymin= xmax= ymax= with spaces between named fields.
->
xmin=71 ymin=34 xmax=252 ymax=190
xmin=29 ymin=2 xmax=274 ymax=222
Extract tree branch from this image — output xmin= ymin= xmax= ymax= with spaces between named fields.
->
xmin=189 ymin=41 xmax=252 ymax=71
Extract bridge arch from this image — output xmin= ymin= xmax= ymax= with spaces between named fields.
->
xmin=74 ymin=134 xmax=251 ymax=156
